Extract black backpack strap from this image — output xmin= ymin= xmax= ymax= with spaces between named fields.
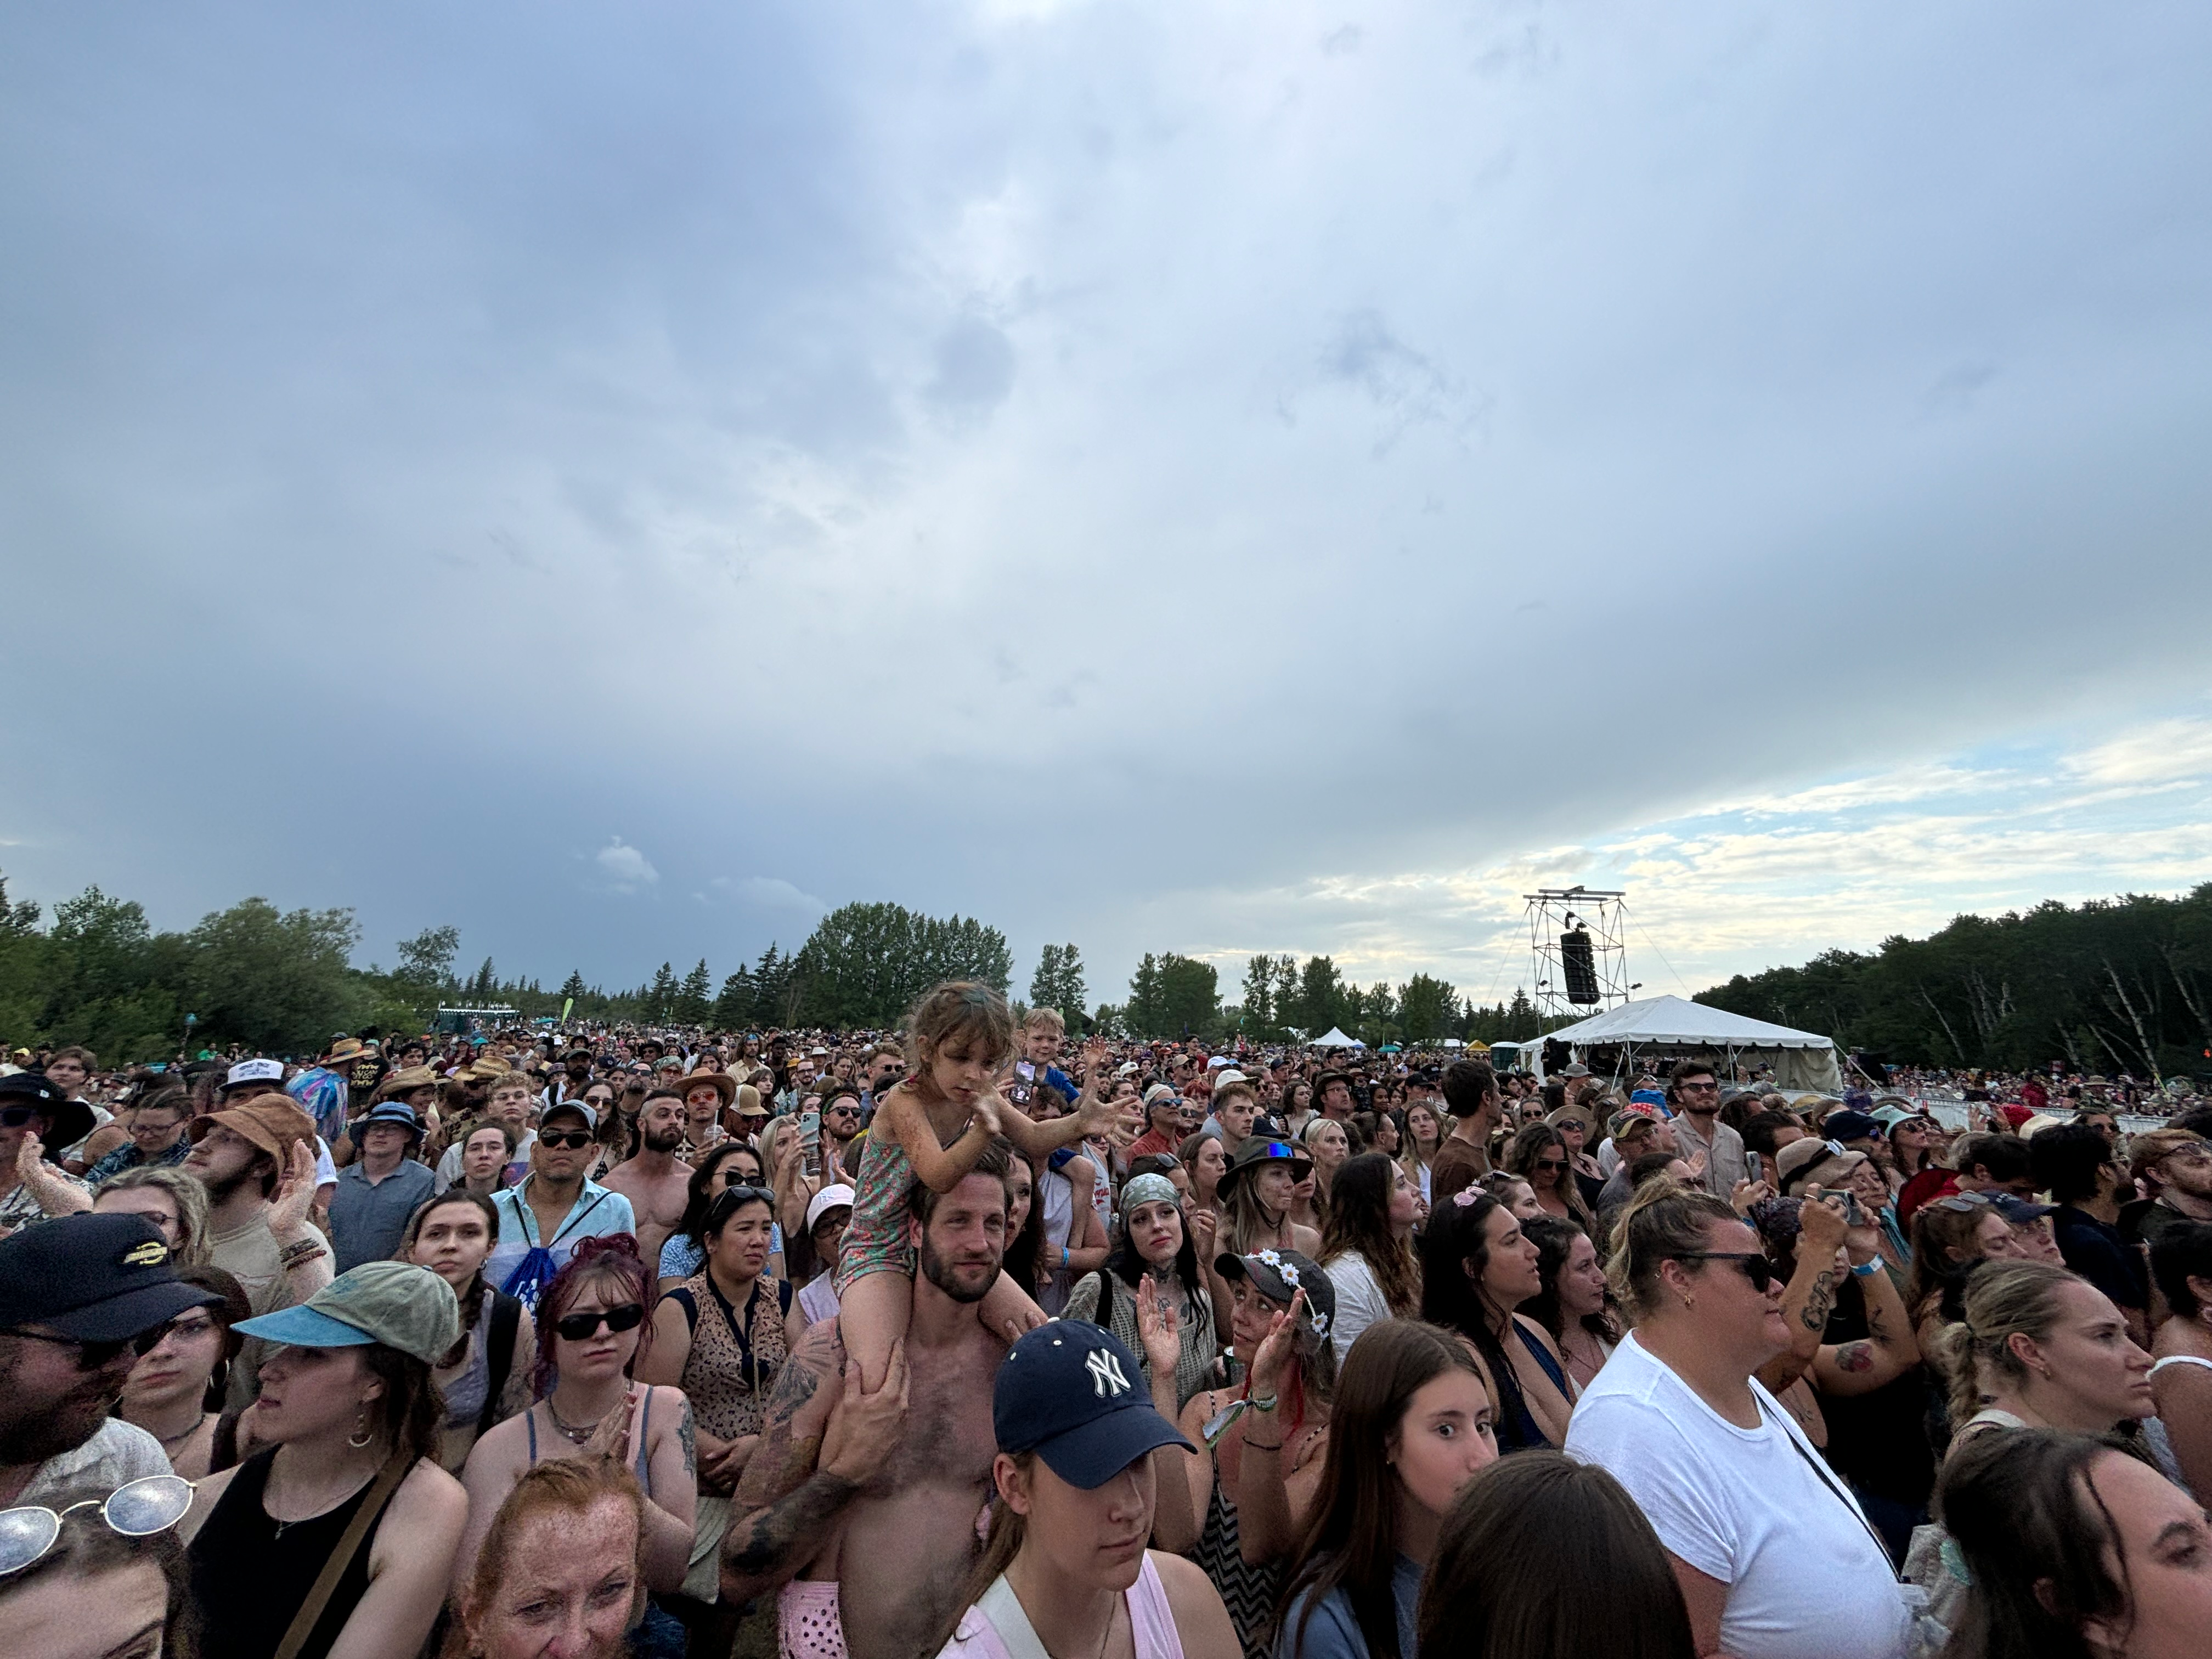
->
xmin=477 ymin=1293 xmax=522 ymax=1437
xmin=1092 ymin=1270 xmax=1114 ymax=1330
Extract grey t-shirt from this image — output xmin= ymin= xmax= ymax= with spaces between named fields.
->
xmin=329 ymin=1159 xmax=437 ymax=1273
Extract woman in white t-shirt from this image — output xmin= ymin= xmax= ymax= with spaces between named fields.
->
xmin=1563 ymin=1179 xmax=1915 ymax=1659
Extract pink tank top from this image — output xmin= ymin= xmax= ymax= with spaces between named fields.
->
xmin=937 ymin=1555 xmax=1184 ymax=1659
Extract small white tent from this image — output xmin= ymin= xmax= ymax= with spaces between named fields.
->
xmin=1536 ymin=995 xmax=1842 ymax=1091
xmin=1310 ymin=1028 xmax=1364 ymax=1049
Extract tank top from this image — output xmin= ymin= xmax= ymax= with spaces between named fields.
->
xmin=938 ymin=1555 xmax=1184 ymax=1659
xmin=524 ymin=1386 xmax=657 ymax=1488
xmin=187 ymin=1448 xmax=387 ymax=1659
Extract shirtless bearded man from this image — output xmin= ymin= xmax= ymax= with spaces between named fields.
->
xmin=600 ymin=1090 xmax=691 ymax=1267
xmin=722 ymin=1146 xmax=1017 ymax=1659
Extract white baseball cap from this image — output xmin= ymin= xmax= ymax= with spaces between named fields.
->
xmin=806 ymin=1184 xmax=857 ymax=1232
xmin=224 ymin=1058 xmax=285 ymax=1091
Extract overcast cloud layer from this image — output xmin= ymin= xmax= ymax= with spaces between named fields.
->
xmin=5 ymin=2 xmax=2210 ymax=1006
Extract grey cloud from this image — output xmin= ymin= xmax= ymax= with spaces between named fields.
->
xmin=925 ymin=317 xmax=1018 ymax=417
xmin=2 ymin=2 xmax=2210 ymax=998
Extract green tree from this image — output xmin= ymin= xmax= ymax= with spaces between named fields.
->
xmin=712 ymin=969 xmax=755 ymax=1028
xmin=394 ymin=926 xmax=461 ymax=992
xmin=676 ymin=958 xmax=713 ymax=1025
xmin=1028 ymin=943 xmax=1088 ymax=1030
xmin=184 ymin=898 xmax=361 ymax=1054
xmin=648 ymin=962 xmax=680 ymax=1022
xmin=1291 ymin=956 xmax=1350 ymax=1039
xmin=1125 ymin=953 xmax=1221 ymax=1038
xmin=559 ymin=969 xmax=588 ymax=1002
xmin=1397 ymin=973 xmax=1458 ymax=1043
xmin=794 ymin=902 xmax=1014 ymax=1027
xmin=1240 ymin=955 xmax=1280 ymax=1039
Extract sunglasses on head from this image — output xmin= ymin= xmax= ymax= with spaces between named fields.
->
xmin=1932 ymin=1192 xmax=1999 ymax=1214
xmin=552 ymin=1302 xmax=646 ymax=1342
xmin=537 ymin=1129 xmax=595 ymax=1150
xmin=1674 ymin=1252 xmax=1776 ymax=1292
xmin=0 ymin=1474 xmax=196 ymax=1576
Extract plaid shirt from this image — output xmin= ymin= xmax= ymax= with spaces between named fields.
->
xmin=83 ymin=1135 xmax=192 ymax=1189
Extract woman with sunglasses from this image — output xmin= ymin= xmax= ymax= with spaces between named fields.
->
xmin=1544 ymin=1103 xmax=1608 ymax=1212
xmin=1904 ymin=1190 xmax=2032 ymax=1353
xmin=657 ymin=1140 xmax=778 ymax=1295
xmin=180 ymin=1262 xmax=468 ymax=1659
xmin=1564 ymin=1179 xmax=1917 ymax=1659
xmin=92 ymin=1166 xmax=210 ymax=1266
xmin=457 ymin=1235 xmax=696 ymax=1639
xmin=639 ymin=1183 xmax=804 ymax=1628
xmin=117 ymin=1266 xmax=252 ymax=1479
xmin=1502 ymin=1123 xmax=1598 ymax=1235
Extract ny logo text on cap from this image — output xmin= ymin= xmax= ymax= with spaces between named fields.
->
xmin=1086 ymin=1348 xmax=1131 ymax=1398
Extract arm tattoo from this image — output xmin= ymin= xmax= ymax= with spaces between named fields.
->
xmin=763 ymin=1355 xmax=824 ymax=1435
xmin=678 ymin=1397 xmax=697 ymax=1477
xmin=1800 ymin=1269 xmax=1839 ymax=1333
xmin=722 ymin=1470 xmax=860 ymax=1582
xmin=1834 ymin=1340 xmax=1875 ymax=1374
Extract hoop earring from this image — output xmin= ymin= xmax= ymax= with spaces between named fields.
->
xmin=348 ymin=1409 xmax=375 ymax=1449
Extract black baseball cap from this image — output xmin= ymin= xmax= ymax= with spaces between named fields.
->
xmin=0 ymin=1214 xmax=221 ymax=1341
xmin=994 ymin=1323 xmax=1192 ymax=1488
xmin=0 ymin=1072 xmax=66 ymax=1121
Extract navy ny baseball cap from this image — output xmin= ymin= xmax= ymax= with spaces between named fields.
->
xmin=994 ymin=1323 xmax=1192 ymax=1489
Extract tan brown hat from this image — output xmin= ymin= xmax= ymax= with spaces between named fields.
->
xmin=188 ymin=1096 xmax=317 ymax=1163
xmin=379 ymin=1065 xmax=442 ymax=1097
xmin=679 ymin=1070 xmax=737 ymax=1108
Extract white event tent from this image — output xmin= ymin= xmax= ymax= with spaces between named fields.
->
xmin=1532 ymin=994 xmax=1842 ymax=1092
xmin=1310 ymin=1028 xmax=1365 ymax=1049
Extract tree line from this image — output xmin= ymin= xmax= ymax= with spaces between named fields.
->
xmin=0 ymin=876 xmax=1029 ymax=1060
xmin=1695 ymin=885 xmax=2212 ymax=1080
xmin=1095 ymin=951 xmax=1543 ymax=1047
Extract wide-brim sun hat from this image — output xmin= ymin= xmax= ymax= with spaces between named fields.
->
xmin=1216 ymin=1135 xmax=1313 ymax=1196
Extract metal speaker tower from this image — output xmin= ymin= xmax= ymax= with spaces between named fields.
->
xmin=1523 ymin=887 xmax=1635 ymax=1026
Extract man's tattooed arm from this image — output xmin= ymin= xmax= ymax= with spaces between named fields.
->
xmin=719 ymin=1467 xmax=865 ymax=1603
xmin=733 ymin=1325 xmax=838 ymax=1510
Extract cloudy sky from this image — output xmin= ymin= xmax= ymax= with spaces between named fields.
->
xmin=5 ymin=2 xmax=2210 ymax=1011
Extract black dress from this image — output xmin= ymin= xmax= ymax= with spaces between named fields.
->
xmin=187 ymin=1448 xmax=386 ymax=1659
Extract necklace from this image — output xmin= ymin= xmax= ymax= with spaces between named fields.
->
xmin=156 ymin=1411 xmax=211 ymax=1451
xmin=544 ymin=1397 xmax=610 ymax=1445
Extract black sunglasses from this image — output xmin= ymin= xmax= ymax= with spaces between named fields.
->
xmin=552 ymin=1302 xmax=646 ymax=1342
xmin=5 ymin=1323 xmax=172 ymax=1370
xmin=1 ymin=1105 xmax=42 ymax=1128
xmin=1674 ymin=1252 xmax=1776 ymax=1292
xmin=537 ymin=1130 xmax=595 ymax=1150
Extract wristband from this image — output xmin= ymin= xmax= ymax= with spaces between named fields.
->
xmin=1849 ymin=1258 xmax=1881 ymax=1277
xmin=1060 ymin=1246 xmax=1069 ymax=1269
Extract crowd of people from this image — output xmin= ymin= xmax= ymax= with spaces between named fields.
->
xmin=1 ymin=998 xmax=2209 ymax=1659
